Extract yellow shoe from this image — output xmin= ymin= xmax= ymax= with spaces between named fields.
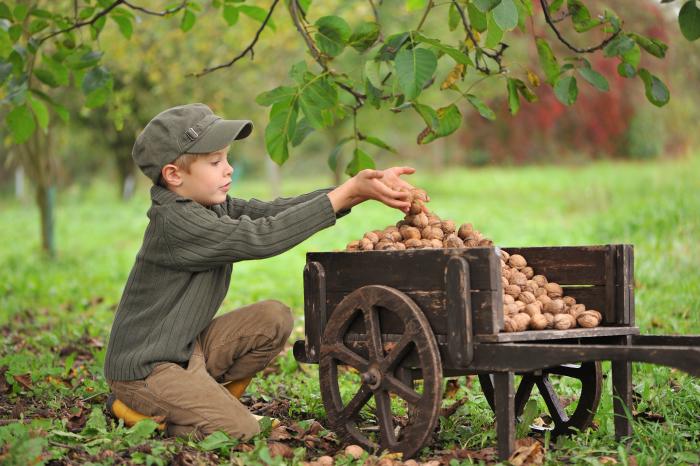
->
xmin=107 ymin=393 xmax=166 ymax=431
xmin=224 ymin=376 xmax=253 ymax=399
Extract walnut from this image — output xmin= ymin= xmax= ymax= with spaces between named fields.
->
xmin=430 ymin=239 xmax=444 ymax=248
xmin=522 ymin=280 xmax=538 ymax=294
xmin=537 ymin=294 xmax=552 ymax=307
xmin=532 ymin=275 xmax=548 ymax=287
xmin=421 ymin=239 xmax=434 ymax=248
xmin=563 ymin=296 xmax=576 ymax=307
xmin=545 ymin=282 xmax=563 ymax=299
xmin=501 ymin=276 xmax=509 ymax=288
xmin=498 ymin=249 xmax=510 ymax=262
xmin=504 ymin=284 xmax=521 ymax=299
xmin=478 ymin=238 xmax=494 ymax=246
xmin=408 ymin=199 xmax=423 ymax=215
xmin=375 ymin=242 xmax=395 ymax=251
xmin=360 ymin=238 xmax=374 ymax=250
xmin=400 ymin=226 xmax=421 ymax=241
xmin=518 ymin=291 xmax=536 ymax=304
xmin=404 ymin=238 xmax=423 ymax=249
xmin=364 ymin=231 xmax=379 ymax=244
xmin=444 ymin=234 xmax=463 ymax=248
xmin=534 ymin=287 xmax=547 ymax=298
xmin=394 ymin=242 xmax=406 ymax=250
xmin=514 ymin=300 xmax=526 ymax=313
xmin=503 ymin=294 xmax=515 ymax=305
xmin=524 ymin=303 xmax=542 ymax=318
xmin=503 ymin=317 xmax=517 ymax=332
xmin=544 ymin=298 xmax=565 ymax=314
xmin=577 ymin=311 xmax=602 ymax=328
xmin=508 ymin=254 xmax=527 ymax=269
xmin=441 ymin=220 xmax=456 ymax=235
xmin=567 ymin=303 xmax=586 ymax=318
xmin=521 ymin=266 xmax=534 ymax=279
xmin=457 ymin=223 xmax=474 ymax=239
xmin=501 ymin=267 xmax=513 ymax=280
xmin=421 ymin=226 xmax=444 ymax=241
xmin=553 ymin=313 xmax=576 ymax=330
xmin=530 ymin=313 xmax=549 ymax=330
xmin=464 ymin=238 xmax=479 ymax=248
xmin=509 ymin=271 xmax=527 ymax=287
xmin=411 ymin=212 xmax=429 ymax=228
xmin=512 ymin=313 xmax=531 ymax=332
xmin=346 ymin=240 xmax=361 ymax=251
xmin=543 ymin=312 xmax=555 ymax=329
xmin=505 ymin=303 xmax=520 ymax=316
xmin=385 ymin=230 xmax=402 ymax=242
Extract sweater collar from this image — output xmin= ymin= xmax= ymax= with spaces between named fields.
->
xmin=150 ymin=185 xmax=191 ymax=205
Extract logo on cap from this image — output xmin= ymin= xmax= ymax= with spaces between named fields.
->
xmin=185 ymin=128 xmax=199 ymax=141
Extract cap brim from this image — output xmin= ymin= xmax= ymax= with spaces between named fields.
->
xmin=187 ymin=119 xmax=253 ymax=154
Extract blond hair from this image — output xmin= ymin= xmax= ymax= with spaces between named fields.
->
xmin=157 ymin=153 xmax=201 ymax=187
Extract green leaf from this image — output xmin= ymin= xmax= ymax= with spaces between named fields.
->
xmin=239 ymin=5 xmax=275 ymax=30
xmin=365 ymin=77 xmax=381 ymax=109
xmin=467 ymin=3 xmax=488 ymax=32
xmin=406 ymin=0 xmax=429 ymax=11
xmin=620 ymin=43 xmax=641 ymax=69
xmin=180 ymin=9 xmax=196 ymax=32
xmin=617 ymin=62 xmax=636 ymax=78
xmin=363 ymin=135 xmax=396 ymax=153
xmin=299 ymin=76 xmax=337 ymax=129
xmin=0 ymin=3 xmax=12 ymax=20
xmin=637 ymin=68 xmax=669 ymax=107
xmin=199 ymin=431 xmax=237 ymax=452
xmin=485 ymin=12 xmax=504 ymax=48
xmin=27 ymin=94 xmax=49 ymax=130
xmin=0 ymin=61 xmax=11 ymax=86
xmin=13 ymin=4 xmax=28 ymax=21
xmin=448 ymin=3 xmax=460 ymax=31
xmin=376 ymin=32 xmax=410 ymax=61
xmin=535 ymin=38 xmax=560 ymax=85
xmin=414 ymin=34 xmax=473 ymax=67
xmin=473 ymin=0 xmax=502 ymax=13
xmin=506 ymin=78 xmax=520 ymax=114
xmin=28 ymin=19 xmax=49 ymax=34
xmin=291 ymin=118 xmax=314 ymax=147
xmin=314 ymin=16 xmax=351 ymax=57
xmin=111 ymin=15 xmax=133 ymax=39
xmin=222 ymin=5 xmax=239 ymax=26
xmin=627 ymin=32 xmax=667 ymax=59
xmin=81 ymin=66 xmax=111 ymax=94
xmin=65 ymin=50 xmax=103 ymax=70
xmin=492 ymin=0 xmax=518 ymax=31
xmin=345 ymin=148 xmax=375 ymax=176
xmin=364 ymin=60 xmax=382 ymax=89
xmin=554 ymin=75 xmax=578 ymax=106
xmin=265 ymin=100 xmax=298 ymax=164
xmin=6 ymin=104 xmax=36 ymax=144
xmin=255 ymin=86 xmax=297 ymax=106
xmin=466 ymin=93 xmax=496 ymax=120
xmin=433 ymin=104 xmax=461 ymax=137
xmin=79 ymin=6 xmax=95 ymax=20
xmin=567 ymin=0 xmax=601 ymax=32
xmin=124 ymin=419 xmax=158 ymax=446
xmin=512 ymin=78 xmax=537 ymax=102
xmin=578 ymin=67 xmax=608 ymax=91
xmin=679 ymin=0 xmax=700 ymax=41
xmin=415 ymin=103 xmax=461 ymax=144
xmin=328 ymin=137 xmax=353 ymax=171
xmin=348 ymin=22 xmax=380 ymax=52
xmin=548 ymin=0 xmax=564 ymax=13
xmin=394 ymin=46 xmax=437 ymax=100
xmin=603 ymin=34 xmax=635 ymax=57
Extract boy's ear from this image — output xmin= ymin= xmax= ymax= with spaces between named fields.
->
xmin=161 ymin=164 xmax=183 ymax=187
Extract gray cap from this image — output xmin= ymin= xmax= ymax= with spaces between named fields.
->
xmin=132 ymin=103 xmax=253 ymax=183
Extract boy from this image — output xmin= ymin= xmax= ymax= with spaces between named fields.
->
xmin=104 ymin=103 xmax=421 ymax=440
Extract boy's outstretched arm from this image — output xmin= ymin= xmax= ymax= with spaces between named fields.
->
xmin=327 ymin=168 xmax=416 ymax=214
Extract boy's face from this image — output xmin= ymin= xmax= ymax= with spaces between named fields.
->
xmin=176 ymin=146 xmax=233 ymax=206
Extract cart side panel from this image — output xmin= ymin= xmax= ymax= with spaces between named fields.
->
xmin=502 ymin=246 xmax=608 ymax=285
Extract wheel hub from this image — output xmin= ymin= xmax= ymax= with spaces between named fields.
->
xmin=361 ymin=367 xmax=382 ymax=390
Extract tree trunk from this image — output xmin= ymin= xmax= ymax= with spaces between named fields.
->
xmin=266 ymin=157 xmax=282 ymax=198
xmin=14 ymin=166 xmax=25 ymax=201
xmin=35 ymin=184 xmax=56 ymax=257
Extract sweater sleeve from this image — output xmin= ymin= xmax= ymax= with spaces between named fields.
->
xmin=224 ymin=187 xmax=351 ymax=220
xmin=162 ymin=193 xmax=337 ymax=271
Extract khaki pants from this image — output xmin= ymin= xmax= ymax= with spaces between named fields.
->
xmin=107 ymin=300 xmax=293 ymax=440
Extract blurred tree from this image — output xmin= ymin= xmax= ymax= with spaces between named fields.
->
xmin=0 ymin=0 xmax=697 ymax=256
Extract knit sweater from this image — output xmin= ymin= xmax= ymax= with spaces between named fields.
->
xmin=104 ymin=185 xmax=343 ymax=381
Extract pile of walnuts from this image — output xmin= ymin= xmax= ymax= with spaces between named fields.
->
xmin=343 ymin=188 xmax=603 ymax=332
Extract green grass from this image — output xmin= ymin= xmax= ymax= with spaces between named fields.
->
xmin=1 ymin=155 xmax=699 ymax=465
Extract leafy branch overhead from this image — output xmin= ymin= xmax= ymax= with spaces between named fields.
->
xmin=1 ymin=0 xmax=697 ymax=175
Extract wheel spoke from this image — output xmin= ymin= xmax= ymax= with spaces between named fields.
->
xmin=341 ymin=385 xmax=373 ymax=420
xmin=536 ymin=376 xmax=569 ymax=426
xmin=383 ymin=374 xmax=421 ymax=404
xmin=362 ymin=305 xmax=384 ymax=361
xmin=329 ymin=343 xmax=369 ymax=372
xmin=374 ymin=389 xmax=397 ymax=449
xmin=379 ymin=332 xmax=414 ymax=373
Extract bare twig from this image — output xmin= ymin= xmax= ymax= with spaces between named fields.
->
xmin=539 ymin=0 xmax=620 ymax=53
xmin=39 ymin=0 xmax=125 ymax=44
xmin=190 ymin=0 xmax=281 ymax=77
xmin=451 ymin=0 xmax=507 ymax=75
xmin=122 ymin=0 xmax=187 ymax=17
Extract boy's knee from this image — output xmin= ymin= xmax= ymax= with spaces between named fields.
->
xmin=200 ymin=411 xmax=260 ymax=441
xmin=259 ymin=299 xmax=293 ymax=340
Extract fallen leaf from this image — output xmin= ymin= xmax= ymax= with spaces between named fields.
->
xmin=440 ymin=397 xmax=467 ymax=417
xmin=509 ymin=438 xmax=544 ymax=466
xmin=13 ymin=373 xmax=32 ymax=390
xmin=444 ymin=378 xmax=460 ymax=399
xmin=268 ymin=442 xmax=294 ymax=459
xmin=599 ymin=456 xmax=618 ymax=464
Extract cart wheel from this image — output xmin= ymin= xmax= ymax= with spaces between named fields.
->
xmin=319 ymin=285 xmax=442 ymax=458
xmin=478 ymin=362 xmax=602 ymax=436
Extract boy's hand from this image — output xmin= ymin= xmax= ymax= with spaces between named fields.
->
xmin=327 ymin=168 xmax=416 ymax=213
xmin=376 ymin=167 xmax=429 ymax=201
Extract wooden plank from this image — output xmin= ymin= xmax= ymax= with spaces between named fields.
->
xmin=475 ymin=326 xmax=640 ymax=343
xmin=307 ymin=249 xmax=499 ymax=292
xmin=446 ymin=256 xmax=473 ymax=366
xmin=326 ymin=289 xmax=499 ymax=336
xmin=561 ymin=286 xmax=608 ymax=317
xmin=493 ymin=372 xmax=515 ymax=460
xmin=303 ymin=262 xmax=326 ymax=363
xmin=503 ymin=246 xmax=607 ymax=285
xmin=605 ymin=245 xmax=617 ymax=323
xmin=612 ymin=335 xmax=633 ymax=440
xmin=614 ymin=244 xmax=634 ymax=325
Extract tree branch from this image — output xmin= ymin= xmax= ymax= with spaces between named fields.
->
xmin=451 ymin=0 xmax=506 ymax=75
xmin=539 ymin=0 xmax=620 ymax=53
xmin=122 ymin=0 xmax=188 ymax=17
xmin=189 ymin=0 xmax=281 ymax=77
xmin=38 ymin=0 xmax=125 ymax=44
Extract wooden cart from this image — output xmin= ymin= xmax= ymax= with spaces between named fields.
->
xmin=292 ymin=244 xmax=700 ymax=460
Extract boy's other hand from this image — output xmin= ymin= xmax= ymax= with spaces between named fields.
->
xmin=327 ymin=168 xmax=417 ymax=214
